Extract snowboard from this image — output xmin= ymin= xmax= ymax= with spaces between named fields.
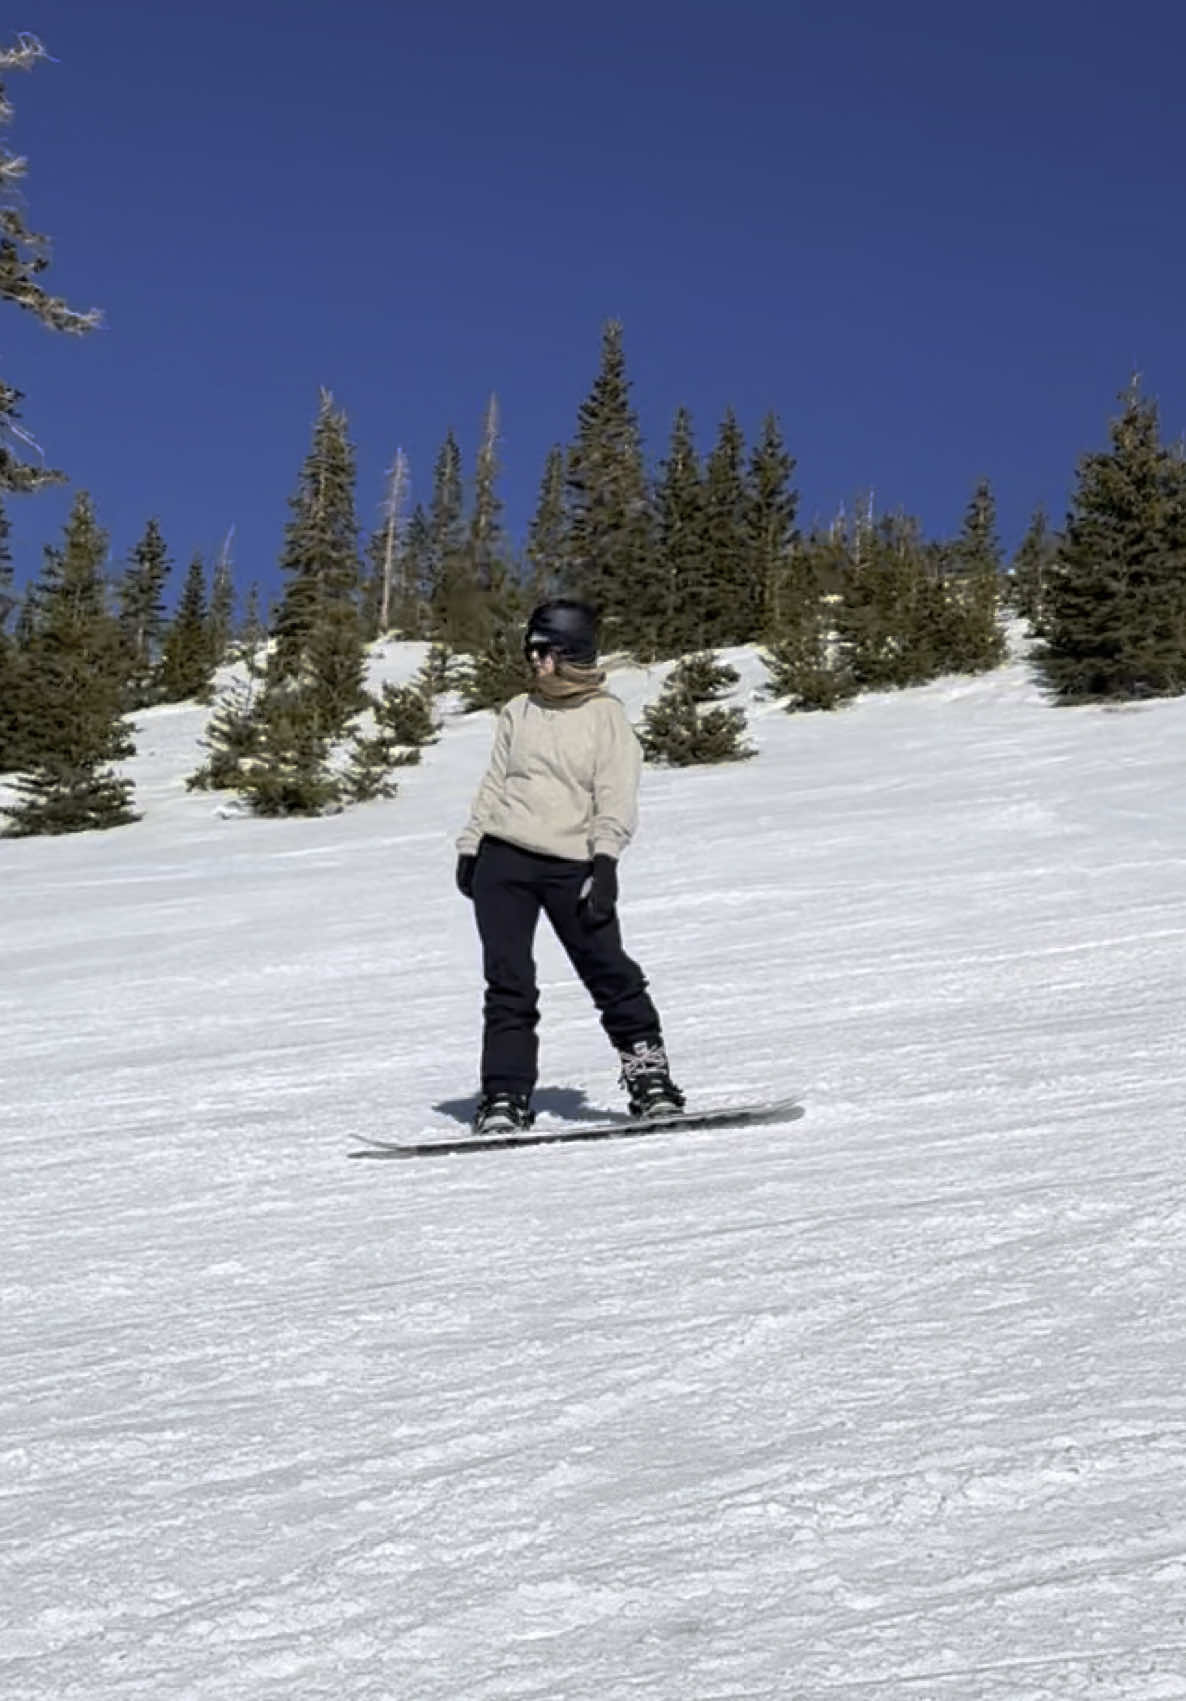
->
xmin=348 ymin=1096 xmax=804 ymax=1160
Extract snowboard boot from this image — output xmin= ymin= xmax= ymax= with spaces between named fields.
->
xmin=472 ymin=1091 xmax=535 ymax=1135
xmin=617 ymin=1038 xmax=686 ymax=1119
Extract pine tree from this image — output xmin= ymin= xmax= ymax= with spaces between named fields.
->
xmin=372 ymin=679 xmax=440 ymax=749
xmin=763 ymin=530 xmax=853 ymax=712
xmin=3 ymin=491 xmax=137 ymax=835
xmin=0 ymin=489 xmax=23 ymax=769
xmin=156 ymin=555 xmax=213 ymax=703
xmin=399 ymin=504 xmax=433 ymax=634
xmin=338 ymin=723 xmax=407 ymax=804
xmin=12 ymin=581 xmax=34 ymax=646
xmin=237 ymin=685 xmax=340 ymax=817
xmin=337 ymin=677 xmax=439 ymax=803
xmin=669 ymin=652 xmax=742 ymax=701
xmin=947 ymin=478 xmax=1007 ymax=672
xmin=117 ymin=518 xmax=172 ymax=708
xmin=0 ymin=631 xmax=20 ymax=769
xmin=0 ymin=379 xmax=59 ymax=496
xmin=637 ymin=653 xmax=755 ymax=766
xmin=462 ymin=604 xmax=532 ymax=712
xmin=186 ymin=642 xmax=266 ymax=793
xmin=1010 ymin=506 xmax=1058 ymax=634
xmin=566 ymin=320 xmax=652 ymax=647
xmin=234 ymin=582 xmax=265 ymax=661
xmin=461 ymin=562 xmax=532 ymax=714
xmin=469 ymin=395 xmax=504 ymax=594
xmin=525 ymin=444 xmax=568 ymax=599
xmin=748 ymin=413 xmax=798 ymax=640
xmin=449 ymin=395 xmax=512 ymax=656
xmin=701 ymin=410 xmax=752 ymax=646
xmin=427 ymin=428 xmax=468 ymax=643
xmin=0 ymin=37 xmax=90 ymax=765
xmin=416 ymin=641 xmax=457 ymax=698
xmin=360 ymin=528 xmax=383 ymax=642
xmin=1041 ymin=381 xmax=1186 ymax=701
xmin=0 ymin=487 xmax=12 ymax=617
xmin=834 ymin=509 xmax=937 ymax=690
xmin=201 ymin=398 xmax=401 ymax=817
xmin=271 ymin=390 xmax=366 ymax=733
xmin=643 ymin=406 xmax=706 ymax=661
xmin=1 ymin=36 xmax=100 ymax=496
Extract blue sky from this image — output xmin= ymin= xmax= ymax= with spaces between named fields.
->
xmin=5 ymin=0 xmax=1185 ymax=603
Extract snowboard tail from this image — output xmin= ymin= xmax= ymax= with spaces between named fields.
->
xmin=349 ymin=1097 xmax=804 ymax=1160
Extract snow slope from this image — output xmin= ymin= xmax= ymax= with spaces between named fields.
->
xmin=2 ymin=644 xmax=1185 ymax=1700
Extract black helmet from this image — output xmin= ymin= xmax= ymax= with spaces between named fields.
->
xmin=523 ymin=599 xmax=599 ymax=664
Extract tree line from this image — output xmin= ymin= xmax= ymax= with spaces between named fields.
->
xmin=4 ymin=35 xmax=1186 ymax=836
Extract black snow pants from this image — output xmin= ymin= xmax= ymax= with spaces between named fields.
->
xmin=471 ymin=835 xmax=662 ymax=1096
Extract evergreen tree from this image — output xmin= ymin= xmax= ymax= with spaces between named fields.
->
xmin=427 ymin=428 xmax=468 ymax=642
xmin=186 ymin=643 xmax=266 ymax=794
xmin=361 ymin=527 xmax=383 ymax=641
xmin=834 ymin=509 xmax=937 ymax=690
xmin=1010 ymin=506 xmax=1059 ymax=634
xmin=372 ymin=679 xmax=440 ymax=749
xmin=197 ymin=399 xmax=407 ymax=815
xmin=399 ymin=504 xmax=433 ymax=635
xmin=338 ymin=723 xmax=407 ymax=804
xmin=0 ymin=489 xmax=23 ymax=769
xmin=566 ymin=320 xmax=653 ymax=647
xmin=701 ymin=410 xmax=752 ymax=646
xmin=1040 ymin=382 xmax=1186 ymax=701
xmin=462 ymin=595 xmax=532 ymax=711
xmin=644 ymin=405 xmax=707 ymax=661
xmin=447 ymin=395 xmax=513 ymax=657
xmin=469 ymin=395 xmax=504 ymax=594
xmin=748 ymin=413 xmax=798 ymax=640
xmin=0 ymin=379 xmax=61 ymax=496
xmin=338 ymin=679 xmax=438 ymax=803
xmin=763 ymin=531 xmax=853 ymax=712
xmin=1 ymin=37 xmax=100 ymax=496
xmin=955 ymin=478 xmax=1001 ymax=575
xmin=525 ymin=444 xmax=568 ymax=599
xmin=117 ymin=518 xmax=171 ymax=708
xmin=415 ymin=641 xmax=458 ymax=698
xmin=948 ymin=478 xmax=1007 ymax=672
xmin=234 ymin=582 xmax=265 ymax=661
xmin=236 ymin=684 xmax=339 ymax=817
xmin=271 ymin=389 xmax=365 ymax=732
xmin=0 ymin=629 xmax=20 ymax=769
xmin=763 ymin=627 xmax=853 ymax=712
xmin=12 ymin=581 xmax=34 ymax=647
xmin=637 ymin=653 xmax=756 ymax=766
xmin=0 ymin=488 xmax=12 ymax=616
xmin=669 ymin=652 xmax=742 ymax=700
xmin=156 ymin=555 xmax=213 ymax=703
xmin=3 ymin=491 xmax=137 ymax=835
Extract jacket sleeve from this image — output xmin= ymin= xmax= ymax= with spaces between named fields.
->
xmin=590 ymin=700 xmax=641 ymax=858
xmin=456 ymin=704 xmax=514 ymax=854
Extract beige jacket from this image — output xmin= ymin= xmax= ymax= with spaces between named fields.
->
xmin=457 ymin=691 xmax=641 ymax=863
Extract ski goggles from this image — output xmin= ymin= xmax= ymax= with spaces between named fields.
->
xmin=524 ymin=634 xmax=556 ymax=661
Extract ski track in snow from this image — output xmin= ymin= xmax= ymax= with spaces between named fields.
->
xmin=3 ymin=644 xmax=1186 ymax=1699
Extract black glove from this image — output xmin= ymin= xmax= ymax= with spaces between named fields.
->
xmin=456 ymin=853 xmax=477 ymax=899
xmin=579 ymin=854 xmax=618 ymax=927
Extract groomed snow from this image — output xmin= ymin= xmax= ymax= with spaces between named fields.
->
xmin=2 ymin=642 xmax=1185 ymax=1699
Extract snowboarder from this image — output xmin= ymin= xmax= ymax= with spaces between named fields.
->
xmin=455 ymin=599 xmax=684 ymax=1135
